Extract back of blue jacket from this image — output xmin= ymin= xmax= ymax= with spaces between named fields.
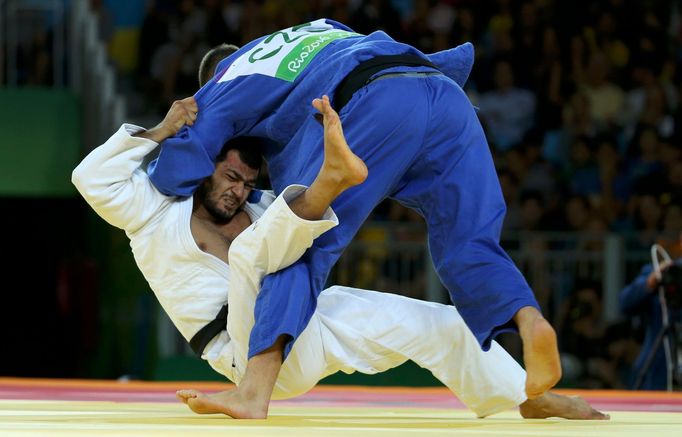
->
xmin=148 ymin=18 xmax=426 ymax=196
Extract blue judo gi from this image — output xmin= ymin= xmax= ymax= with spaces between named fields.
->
xmin=148 ymin=19 xmax=541 ymax=359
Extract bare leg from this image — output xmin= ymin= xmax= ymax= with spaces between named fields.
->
xmin=176 ymin=336 xmax=286 ymax=418
xmin=514 ymin=306 xmax=562 ymax=399
xmin=288 ymin=95 xmax=368 ymax=220
xmin=520 ymin=392 xmax=610 ymax=420
xmin=177 ymin=96 xmax=366 ymax=418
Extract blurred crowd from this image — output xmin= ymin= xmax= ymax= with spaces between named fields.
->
xmin=12 ymin=0 xmax=676 ymax=388
xmin=127 ymin=0 xmax=682 ymax=389
xmin=129 ymin=0 xmax=682 ymax=240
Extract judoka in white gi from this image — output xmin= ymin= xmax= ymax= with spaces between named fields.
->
xmin=72 ymin=95 xmax=607 ymax=421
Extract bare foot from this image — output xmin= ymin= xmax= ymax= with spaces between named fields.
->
xmin=312 ymin=95 xmax=368 ymax=191
xmin=520 ymin=392 xmax=610 ymax=420
xmin=515 ymin=307 xmax=562 ymax=399
xmin=176 ymin=389 xmax=267 ymax=419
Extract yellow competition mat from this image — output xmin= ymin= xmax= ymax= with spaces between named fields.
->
xmin=1 ymin=378 xmax=681 ymax=436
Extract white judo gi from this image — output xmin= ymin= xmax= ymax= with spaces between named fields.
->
xmin=72 ymin=124 xmax=527 ymax=417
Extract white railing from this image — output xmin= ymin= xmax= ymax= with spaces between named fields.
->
xmin=0 ymin=0 xmax=64 ymax=86
xmin=155 ymin=226 xmax=656 ymax=357
xmin=68 ymin=0 xmax=125 ymax=148
xmin=0 ymin=0 xmax=125 ymax=147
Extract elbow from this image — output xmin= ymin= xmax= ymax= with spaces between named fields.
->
xmin=71 ymin=165 xmax=86 ymax=194
xmin=71 ymin=162 xmax=97 ymax=202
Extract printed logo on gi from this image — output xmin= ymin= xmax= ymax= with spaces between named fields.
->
xmin=218 ymin=19 xmax=359 ymax=83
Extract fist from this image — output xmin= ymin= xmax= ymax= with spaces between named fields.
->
xmin=161 ymin=97 xmax=198 ymax=136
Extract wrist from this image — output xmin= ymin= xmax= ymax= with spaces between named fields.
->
xmin=134 ymin=124 xmax=174 ymax=143
xmin=151 ymin=122 xmax=177 ymax=139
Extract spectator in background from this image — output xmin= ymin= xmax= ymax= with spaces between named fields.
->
xmin=557 ymin=282 xmax=607 ymax=388
xmin=594 ymin=137 xmax=628 ymax=225
xmin=450 ymin=4 xmax=478 ymax=46
xmin=629 ymin=193 xmax=664 ymax=250
xmin=622 ymin=61 xmax=677 ymax=145
xmin=478 ymin=59 xmax=536 ymax=151
xmin=512 ymin=1 xmax=542 ymax=90
xmin=149 ymin=0 xmax=211 ymax=107
xmin=619 ymin=232 xmax=682 ymax=390
xmin=402 ymin=0 xmax=436 ymax=52
xmin=23 ymin=30 xmax=51 ymax=86
xmin=137 ymin=1 xmax=171 ymax=102
xmin=351 ymin=0 xmax=404 ymax=43
xmin=626 ymin=128 xmax=665 ymax=189
xmin=579 ymin=52 xmax=625 ymax=134
xmin=563 ymin=137 xmax=600 ymax=199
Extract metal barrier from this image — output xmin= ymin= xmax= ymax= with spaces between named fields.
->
xmin=155 ymin=221 xmax=661 ymax=357
xmin=334 ymin=226 xmax=653 ymax=328
xmin=0 ymin=0 xmax=65 ymax=87
xmin=68 ymin=0 xmax=126 ymax=148
xmin=0 ymin=0 xmax=125 ymax=147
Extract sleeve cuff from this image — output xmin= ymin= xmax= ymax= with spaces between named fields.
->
xmin=280 ymin=184 xmax=338 ymax=223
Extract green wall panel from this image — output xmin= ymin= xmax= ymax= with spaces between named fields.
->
xmin=0 ymin=88 xmax=81 ymax=197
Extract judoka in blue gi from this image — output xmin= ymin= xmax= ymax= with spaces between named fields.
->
xmin=148 ymin=19 xmax=562 ymax=416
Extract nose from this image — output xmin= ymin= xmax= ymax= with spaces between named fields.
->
xmin=231 ymin=182 xmax=245 ymax=198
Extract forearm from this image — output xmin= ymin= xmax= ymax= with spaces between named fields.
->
xmin=133 ymin=123 xmax=175 ymax=143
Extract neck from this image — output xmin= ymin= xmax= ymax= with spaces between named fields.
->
xmin=191 ymin=202 xmax=252 ymax=241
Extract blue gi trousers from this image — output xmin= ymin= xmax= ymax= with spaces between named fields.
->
xmin=252 ymin=73 xmax=540 ymax=358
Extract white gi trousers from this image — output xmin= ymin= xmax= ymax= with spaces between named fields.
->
xmin=209 ymin=185 xmax=527 ymax=417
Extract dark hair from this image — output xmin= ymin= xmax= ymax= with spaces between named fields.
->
xmin=198 ymin=43 xmax=240 ymax=87
xmin=216 ymin=137 xmax=263 ymax=171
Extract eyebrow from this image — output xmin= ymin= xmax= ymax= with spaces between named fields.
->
xmin=226 ymin=169 xmax=257 ymax=185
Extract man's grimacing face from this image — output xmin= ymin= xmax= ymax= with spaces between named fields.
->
xmin=200 ymin=150 xmax=258 ymax=222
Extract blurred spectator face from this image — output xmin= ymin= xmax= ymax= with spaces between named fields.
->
xmin=566 ymin=92 xmax=591 ymax=124
xmin=572 ymin=287 xmax=602 ymax=322
xmin=638 ymin=129 xmax=659 ymax=156
xmin=494 ymin=61 xmax=515 ymax=90
xmin=570 ymin=139 xmax=592 ymax=166
xmin=632 ymin=65 xmax=656 ymax=87
xmin=458 ymin=7 xmax=475 ymax=33
xmin=659 ymin=142 xmax=681 ymax=164
xmin=587 ymin=53 xmax=610 ymax=86
xmin=597 ymin=12 xmax=616 ymax=36
xmin=566 ymin=197 xmax=590 ymax=230
xmin=519 ymin=2 xmax=537 ymax=29
xmin=596 ymin=140 xmax=618 ymax=164
xmin=491 ymin=30 xmax=515 ymax=55
xmin=668 ymin=161 xmax=682 ymax=187
xmin=587 ymin=217 xmax=608 ymax=233
xmin=505 ymin=149 xmax=527 ymax=179
xmin=663 ymin=205 xmax=682 ymax=232
xmin=642 ymin=85 xmax=667 ymax=119
xmin=637 ymin=194 xmax=662 ymax=230
xmin=542 ymin=28 xmax=560 ymax=58
xmin=521 ymin=196 xmax=544 ymax=229
xmin=180 ymin=0 xmax=195 ymax=15
xmin=498 ymin=171 xmax=518 ymax=204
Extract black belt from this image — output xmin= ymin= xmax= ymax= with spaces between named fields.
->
xmin=189 ymin=304 xmax=228 ymax=357
xmin=333 ymin=54 xmax=439 ymax=112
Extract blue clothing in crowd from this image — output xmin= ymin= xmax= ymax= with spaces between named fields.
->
xmin=620 ymin=259 xmax=682 ymax=390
